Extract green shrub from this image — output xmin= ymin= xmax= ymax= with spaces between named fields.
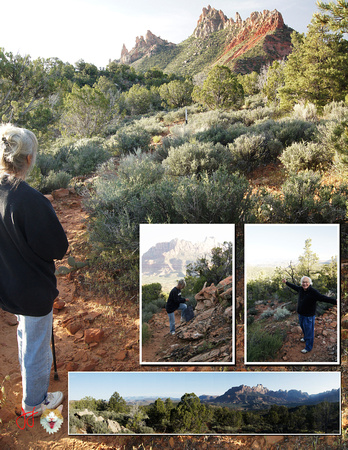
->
xmin=228 ymin=133 xmax=282 ymax=173
xmin=293 ymin=102 xmax=318 ymax=122
xmin=247 ymin=322 xmax=285 ymax=362
xmin=142 ymin=323 xmax=152 ymax=344
xmin=247 ymin=316 xmax=255 ymax=326
xmin=37 ymin=137 xmax=112 ymax=177
xmin=275 ymin=119 xmax=316 ymax=147
xmin=260 ymin=309 xmax=274 ymax=319
xmin=131 ymin=116 xmax=167 ymax=135
xmin=322 ymin=101 xmax=348 ymax=121
xmin=255 ymin=171 xmax=348 ymax=223
xmin=273 ymin=307 xmax=291 ymax=320
xmin=117 ymin=152 xmax=165 ymax=188
xmin=41 ymin=170 xmax=71 ymax=194
xmin=279 ymin=142 xmax=334 ymax=173
xmin=111 ymin=126 xmax=152 ymax=155
xmin=86 ymin=161 xmax=252 ymax=294
xmin=248 ymin=307 xmax=258 ymax=316
xmin=171 ymin=170 xmax=252 ymax=223
xmin=69 ymin=412 xmax=84 ymax=433
xmin=195 ymin=123 xmax=247 ymax=145
xmin=162 ymin=141 xmax=233 ymax=176
xmin=64 ymin=138 xmax=112 ymax=176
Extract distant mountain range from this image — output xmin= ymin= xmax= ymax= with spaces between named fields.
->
xmin=123 ymin=384 xmax=339 ymax=410
xmin=141 ymin=236 xmax=221 ymax=291
xmin=200 ymin=384 xmax=340 ymax=409
xmin=118 ymin=6 xmax=294 ymax=75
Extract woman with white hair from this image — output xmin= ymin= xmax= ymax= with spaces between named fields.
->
xmin=282 ymin=276 xmax=337 ymax=354
xmin=0 ymin=124 xmax=68 ymax=415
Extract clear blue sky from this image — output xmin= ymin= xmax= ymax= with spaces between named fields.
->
xmin=69 ymin=371 xmax=340 ymax=400
xmin=1 ymin=0 xmax=319 ymax=68
xmin=245 ymin=224 xmax=339 ymax=266
xmin=140 ymin=224 xmax=234 ymax=255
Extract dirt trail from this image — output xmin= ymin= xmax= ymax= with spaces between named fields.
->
xmin=0 ymin=191 xmax=139 ymax=449
xmin=275 ymin=308 xmax=338 ymax=363
xmin=142 ymin=309 xmax=181 ymax=363
xmin=0 ymin=190 xmax=344 ymax=449
xmin=250 ymin=301 xmax=338 ymax=364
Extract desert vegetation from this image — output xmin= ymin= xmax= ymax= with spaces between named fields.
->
xmin=0 ymin=2 xmax=347 ymax=301
xmin=246 ymin=238 xmax=337 ymax=362
xmin=69 ymin=391 xmax=339 ymax=435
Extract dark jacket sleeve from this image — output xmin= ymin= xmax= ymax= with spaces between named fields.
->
xmin=286 ymin=281 xmax=300 ymax=292
xmin=15 ymin=186 xmax=68 ymax=262
xmin=312 ymin=288 xmax=337 ymax=305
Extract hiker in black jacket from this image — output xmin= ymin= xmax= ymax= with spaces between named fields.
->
xmin=166 ymin=279 xmax=188 ymax=335
xmin=282 ymin=276 xmax=337 ymax=354
xmin=0 ymin=124 xmax=68 ymax=416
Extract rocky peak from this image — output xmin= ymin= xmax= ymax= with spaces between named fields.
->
xmin=120 ymin=30 xmax=175 ymax=64
xmin=194 ymin=7 xmax=285 ymax=40
xmin=194 ymin=5 xmax=228 ymax=38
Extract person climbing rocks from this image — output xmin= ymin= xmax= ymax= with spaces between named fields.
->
xmin=165 ymin=279 xmax=188 ymax=335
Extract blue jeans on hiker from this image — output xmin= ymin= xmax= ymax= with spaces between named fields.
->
xmin=299 ymin=314 xmax=315 ymax=352
xmin=168 ymin=303 xmax=187 ymax=333
xmin=16 ymin=310 xmax=53 ymax=412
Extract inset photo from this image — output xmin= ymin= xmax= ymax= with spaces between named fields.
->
xmin=139 ymin=224 xmax=235 ymax=365
xmin=69 ymin=371 xmax=341 ymax=435
xmin=245 ymin=224 xmax=339 ymax=365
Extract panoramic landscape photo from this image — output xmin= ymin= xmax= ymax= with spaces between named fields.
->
xmin=140 ymin=224 xmax=234 ymax=364
xmin=245 ymin=224 xmax=339 ymax=365
xmin=69 ymin=371 xmax=341 ymax=435
xmin=1 ymin=0 xmax=348 ymax=448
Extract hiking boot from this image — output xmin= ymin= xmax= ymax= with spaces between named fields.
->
xmin=28 ymin=392 xmax=64 ymax=416
xmin=301 ymin=349 xmax=308 ymax=354
xmin=300 ymin=338 xmax=305 ymax=342
xmin=170 ymin=331 xmax=175 ymax=335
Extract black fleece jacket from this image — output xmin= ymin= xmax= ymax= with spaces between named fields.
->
xmin=0 ymin=178 xmax=68 ymax=316
xmin=286 ymin=281 xmax=337 ymax=316
xmin=165 ymin=286 xmax=186 ymax=313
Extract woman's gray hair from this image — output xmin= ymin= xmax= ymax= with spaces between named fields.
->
xmin=177 ymin=279 xmax=186 ymax=288
xmin=301 ymin=276 xmax=312 ymax=285
xmin=0 ymin=124 xmax=38 ymax=178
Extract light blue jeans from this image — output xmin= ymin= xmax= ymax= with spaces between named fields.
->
xmin=168 ymin=303 xmax=187 ymax=333
xmin=16 ymin=310 xmax=53 ymax=411
xmin=299 ymin=314 xmax=315 ymax=352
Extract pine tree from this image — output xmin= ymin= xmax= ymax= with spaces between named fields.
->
xmin=279 ymin=19 xmax=348 ymax=109
xmin=315 ymin=0 xmax=348 ymax=33
xmin=192 ymin=66 xmax=244 ymax=110
xmin=297 ymin=238 xmax=320 ymax=278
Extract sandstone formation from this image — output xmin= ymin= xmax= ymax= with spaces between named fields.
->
xmin=118 ymin=6 xmax=293 ymax=75
xmin=141 ymin=236 xmax=221 ymax=292
xmin=121 ymin=30 xmax=175 ymax=65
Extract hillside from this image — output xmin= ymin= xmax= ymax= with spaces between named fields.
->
xmin=119 ymin=6 xmax=293 ymax=75
xmin=202 ymin=384 xmax=340 ymax=409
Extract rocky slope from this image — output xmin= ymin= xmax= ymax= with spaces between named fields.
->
xmin=119 ymin=6 xmax=293 ymax=75
xmin=142 ymin=276 xmax=233 ymax=363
